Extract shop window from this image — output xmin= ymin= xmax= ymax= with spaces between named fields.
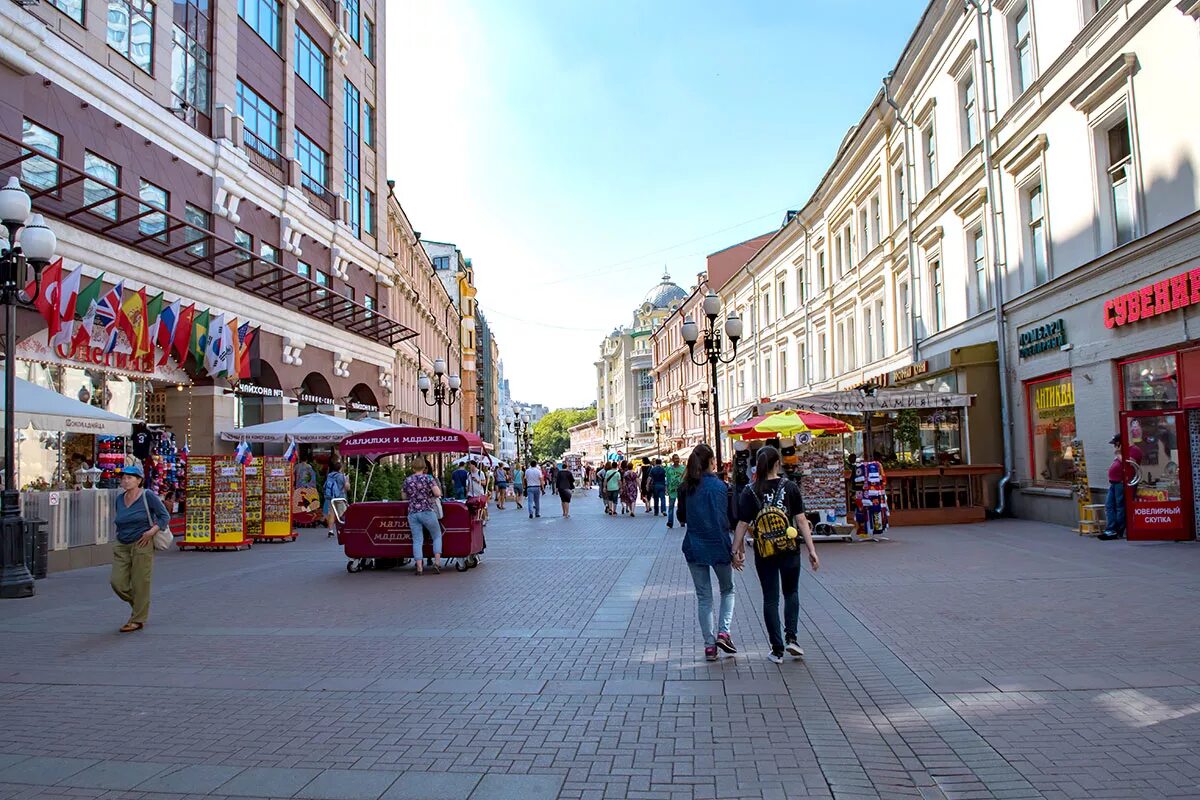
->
xmin=295 ymin=26 xmax=329 ymax=99
xmin=83 ymin=152 xmax=119 ymax=220
xmin=1121 ymin=354 xmax=1179 ymax=411
xmin=184 ymin=204 xmax=210 ymax=257
xmin=47 ymin=0 xmax=83 ymax=23
xmin=21 ymin=119 xmax=60 ymax=193
xmin=108 ymin=0 xmax=154 ymax=74
xmin=239 ymin=0 xmax=281 ymax=52
xmin=1026 ymin=373 xmax=1076 ymax=485
xmin=138 ymin=179 xmax=168 ymax=242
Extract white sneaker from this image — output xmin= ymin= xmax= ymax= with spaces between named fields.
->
xmin=767 ymin=649 xmax=784 ymax=664
xmin=785 ymin=639 xmax=805 ymax=658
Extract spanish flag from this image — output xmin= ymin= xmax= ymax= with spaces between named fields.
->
xmin=119 ymin=287 xmax=150 ymax=358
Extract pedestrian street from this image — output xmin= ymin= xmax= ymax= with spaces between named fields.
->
xmin=1 ymin=488 xmax=1198 ymax=800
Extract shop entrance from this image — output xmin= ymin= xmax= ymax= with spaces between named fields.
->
xmin=1119 ymin=352 xmax=1193 ymax=541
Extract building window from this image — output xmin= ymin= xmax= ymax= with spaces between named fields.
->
xmin=364 ymin=103 xmax=376 ymax=148
xmin=894 ymin=164 xmax=906 ymax=225
xmin=343 ymin=0 xmax=360 ymax=44
xmin=1013 ymin=4 xmax=1033 ymax=95
xmin=47 ymin=0 xmax=83 ymax=23
xmin=864 ymin=308 xmax=874 ymax=364
xmin=138 ymin=179 xmax=168 ymax=242
xmin=870 ymin=194 xmax=881 ymax=245
xmin=239 ymin=0 xmax=281 ymax=52
xmin=1107 ymin=118 xmax=1134 ymax=246
xmin=1026 ymin=180 xmax=1049 ymax=286
xmin=931 ymin=258 xmax=945 ymax=332
xmin=859 ymin=207 xmax=870 ymax=256
xmin=971 ymin=227 xmax=990 ymax=313
xmin=364 ymin=189 xmax=376 ymax=236
xmin=817 ymin=250 xmax=826 ymax=290
xmin=171 ymin=2 xmax=213 ymax=119
xmin=922 ymin=123 xmax=937 ymax=191
xmin=798 ymin=342 xmax=807 ymax=385
xmin=761 ymin=291 xmax=771 ymax=327
xmin=295 ymin=27 xmax=329 ymax=99
xmin=898 ymin=282 xmax=910 ymax=347
xmin=21 ymin=119 xmax=61 ymax=193
xmin=1026 ymin=374 xmax=1076 ymax=485
xmin=846 ymin=318 xmax=856 ymax=370
xmin=763 ymin=357 xmax=773 ymax=396
xmin=433 ymin=255 xmax=451 ymax=271
xmin=875 ymin=298 xmax=886 ymax=357
xmin=294 ymin=129 xmax=329 ymax=195
xmin=797 ymin=267 xmax=807 ymax=304
xmin=364 ymin=16 xmax=375 ymax=62
xmin=843 ymin=224 xmax=853 ymax=272
xmin=962 ymin=73 xmax=979 ymax=149
xmin=184 ymin=204 xmax=210 ymax=257
xmin=108 ymin=0 xmax=155 ymax=73
xmin=364 ymin=293 xmax=376 ymax=319
xmin=777 ymin=280 xmax=786 ymax=317
xmin=237 ymin=80 xmax=282 ymax=163
xmin=779 ymin=348 xmax=788 ymax=391
xmin=344 ymin=79 xmax=362 ymax=236
xmin=296 ymin=260 xmax=310 ymax=279
xmin=83 ymin=152 xmax=119 ymax=220
xmin=259 ymin=242 xmax=280 ymax=265
xmin=315 ymin=270 xmax=329 ymax=302
xmin=833 ymin=233 xmax=843 ymax=280
xmin=234 ymin=228 xmax=252 ymax=252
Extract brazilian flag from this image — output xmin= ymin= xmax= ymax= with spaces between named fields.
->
xmin=189 ymin=308 xmax=210 ymax=363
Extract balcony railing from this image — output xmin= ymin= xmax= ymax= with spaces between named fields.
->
xmin=243 ymin=132 xmax=286 ymax=183
xmin=301 ymin=179 xmax=336 ymax=219
xmin=0 ymin=131 xmax=416 ymax=346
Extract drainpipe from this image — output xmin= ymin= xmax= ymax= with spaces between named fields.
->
xmin=965 ymin=0 xmax=1014 ymax=515
xmin=882 ymin=72 xmax=920 ymax=365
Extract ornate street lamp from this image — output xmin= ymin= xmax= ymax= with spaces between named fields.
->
xmin=690 ymin=388 xmax=710 ymax=447
xmin=417 ymin=354 xmax=461 ymax=428
xmin=1 ymin=178 xmax=58 ymax=598
xmin=681 ymin=291 xmax=741 ymax=472
xmin=508 ymin=411 xmax=531 ymax=465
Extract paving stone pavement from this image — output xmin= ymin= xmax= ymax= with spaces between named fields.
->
xmin=0 ymin=487 xmax=1198 ymax=799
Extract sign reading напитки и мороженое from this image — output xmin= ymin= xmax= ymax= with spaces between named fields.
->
xmin=1019 ymin=319 xmax=1067 ymax=358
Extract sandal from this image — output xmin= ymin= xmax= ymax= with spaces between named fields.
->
xmin=119 ymin=622 xmax=144 ymax=633
xmin=431 ymin=563 xmax=441 ymax=574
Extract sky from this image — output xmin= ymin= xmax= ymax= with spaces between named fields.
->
xmin=385 ymin=0 xmax=929 ymax=411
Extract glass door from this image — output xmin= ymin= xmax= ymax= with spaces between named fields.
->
xmin=1122 ymin=411 xmax=1190 ymax=540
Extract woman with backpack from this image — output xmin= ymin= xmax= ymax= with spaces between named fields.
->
xmin=676 ymin=444 xmax=737 ymax=661
xmin=732 ymin=445 xmax=819 ymax=664
xmin=323 ymin=460 xmax=348 ymax=538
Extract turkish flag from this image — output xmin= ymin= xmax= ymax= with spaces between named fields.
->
xmin=24 ymin=258 xmax=63 ymax=340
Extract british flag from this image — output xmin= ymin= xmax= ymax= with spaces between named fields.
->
xmin=94 ymin=280 xmax=125 ymax=354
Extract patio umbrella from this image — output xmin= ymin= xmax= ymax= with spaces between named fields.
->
xmin=219 ymin=413 xmax=379 ymax=443
xmin=727 ymin=409 xmax=853 ymax=441
xmin=0 ymin=371 xmax=134 ymax=435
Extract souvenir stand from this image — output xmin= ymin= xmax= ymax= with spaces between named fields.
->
xmin=245 ymin=456 xmax=295 ymax=542
xmin=180 ymin=455 xmax=252 ymax=550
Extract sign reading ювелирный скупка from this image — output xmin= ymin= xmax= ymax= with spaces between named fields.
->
xmin=1019 ymin=319 xmax=1067 ymax=358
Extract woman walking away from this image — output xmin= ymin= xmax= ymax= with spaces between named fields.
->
xmin=621 ymin=460 xmax=639 ymax=516
xmin=110 ymin=464 xmax=170 ymax=632
xmin=403 ymin=457 xmax=442 ymax=575
xmin=676 ymin=444 xmax=737 ymax=661
xmin=733 ymin=445 xmax=819 ymax=664
xmin=324 ymin=460 xmax=348 ymax=538
xmin=494 ymin=464 xmax=508 ymax=510
xmin=512 ymin=463 xmax=524 ymax=509
xmin=639 ymin=462 xmax=652 ymax=512
xmin=556 ymin=462 xmax=576 ymax=518
xmin=604 ymin=464 xmax=621 ymax=515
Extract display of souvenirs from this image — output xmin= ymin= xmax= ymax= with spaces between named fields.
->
xmin=212 ymin=457 xmax=245 ymax=542
xmin=182 ymin=456 xmax=250 ymax=549
xmin=245 ymin=458 xmax=264 ymax=538
xmin=260 ymin=458 xmax=295 ymax=540
xmin=96 ymin=436 xmax=127 ymax=486
xmin=853 ymin=460 xmax=890 ymax=539
xmin=184 ymin=456 xmax=213 ymax=543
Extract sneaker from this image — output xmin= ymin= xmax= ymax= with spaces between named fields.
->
xmin=785 ymin=638 xmax=805 ymax=658
xmin=666 ymin=522 xmax=673 ymax=529
xmin=767 ymin=648 xmax=784 ymax=664
xmin=705 ymin=645 xmax=718 ymax=662
xmin=716 ymin=632 xmax=737 ymax=654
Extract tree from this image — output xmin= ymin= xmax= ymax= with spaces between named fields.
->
xmin=531 ymin=407 xmax=597 ymax=461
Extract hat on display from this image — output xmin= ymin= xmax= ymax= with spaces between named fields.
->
xmin=118 ymin=464 xmax=145 ymax=478
xmin=1109 ymin=435 xmax=1121 ymax=445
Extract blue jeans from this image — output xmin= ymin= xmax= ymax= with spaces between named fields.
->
xmin=1105 ymin=481 xmax=1126 ymax=535
xmin=687 ymin=562 xmax=735 ymax=646
xmin=408 ymin=511 xmax=442 ymax=560
xmin=667 ymin=495 xmax=677 ymax=525
xmin=652 ymin=485 xmax=666 ymax=515
xmin=527 ymin=486 xmax=542 ymax=516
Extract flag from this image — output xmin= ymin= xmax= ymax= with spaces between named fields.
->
xmin=119 ymin=286 xmax=150 ymax=358
xmin=283 ymin=439 xmax=298 ymax=464
xmin=49 ymin=266 xmax=83 ymax=349
xmin=24 ymin=258 xmax=62 ymax=339
xmin=95 ymin=280 xmax=125 ymax=354
xmin=204 ymin=312 xmax=225 ymax=376
xmin=145 ymin=292 xmax=164 ymax=349
xmin=237 ymin=323 xmax=257 ymax=379
xmin=156 ymin=299 xmax=181 ymax=365
xmin=235 ymin=440 xmax=252 ymax=466
xmin=181 ymin=436 xmax=190 ymax=458
xmin=189 ymin=308 xmax=210 ymax=364
xmin=171 ymin=303 xmax=196 ymax=364
xmin=70 ymin=273 xmax=105 ymax=349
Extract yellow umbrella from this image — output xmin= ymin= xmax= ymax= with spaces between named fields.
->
xmin=727 ymin=409 xmax=854 ymax=441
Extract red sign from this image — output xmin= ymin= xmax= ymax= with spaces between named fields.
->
xmin=58 ymin=342 xmax=157 ymax=374
xmin=1104 ymin=268 xmax=1200 ymax=329
xmin=1130 ymin=503 xmax=1184 ymax=529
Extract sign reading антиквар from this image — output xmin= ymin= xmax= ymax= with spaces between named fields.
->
xmin=1019 ymin=319 xmax=1067 ymax=358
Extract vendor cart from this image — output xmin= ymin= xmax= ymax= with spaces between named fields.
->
xmin=334 ymin=426 xmax=487 ymax=574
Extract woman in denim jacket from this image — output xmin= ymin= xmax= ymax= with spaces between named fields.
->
xmin=676 ymin=444 xmax=737 ymax=661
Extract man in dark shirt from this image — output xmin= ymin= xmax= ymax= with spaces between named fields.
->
xmin=649 ymin=458 xmax=667 ymax=516
xmin=451 ymin=465 xmax=469 ymax=500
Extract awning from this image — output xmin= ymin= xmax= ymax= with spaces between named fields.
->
xmin=731 ymin=389 xmax=974 ymax=423
xmin=220 ymin=412 xmax=379 ymax=443
xmin=0 ymin=372 xmax=134 ymax=435
xmin=339 ymin=426 xmax=485 ymax=458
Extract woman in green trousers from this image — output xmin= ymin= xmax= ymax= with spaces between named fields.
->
xmin=110 ymin=463 xmax=170 ymax=633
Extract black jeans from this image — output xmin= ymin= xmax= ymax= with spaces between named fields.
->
xmin=754 ymin=551 xmax=801 ymax=650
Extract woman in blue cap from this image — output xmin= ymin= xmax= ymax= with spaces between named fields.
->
xmin=110 ymin=463 xmax=171 ymax=632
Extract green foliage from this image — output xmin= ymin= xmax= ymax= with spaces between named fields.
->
xmin=895 ymin=409 xmax=922 ymax=457
xmin=346 ymin=461 xmax=414 ymax=502
xmin=531 ymin=407 xmax=597 ymax=462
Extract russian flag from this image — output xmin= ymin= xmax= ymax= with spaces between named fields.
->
xmin=235 ymin=440 xmax=252 ymax=466
xmin=283 ymin=439 xmax=298 ymax=464
xmin=180 ymin=436 xmax=190 ymax=458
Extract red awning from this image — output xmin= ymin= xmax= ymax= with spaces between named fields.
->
xmin=339 ymin=426 xmax=484 ymax=458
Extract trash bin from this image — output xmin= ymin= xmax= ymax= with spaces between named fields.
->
xmin=23 ymin=518 xmax=47 ymax=580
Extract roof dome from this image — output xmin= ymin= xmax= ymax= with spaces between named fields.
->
xmin=644 ymin=271 xmax=687 ymax=309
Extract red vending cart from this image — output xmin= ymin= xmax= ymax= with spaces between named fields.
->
xmin=334 ymin=426 xmax=487 ymax=573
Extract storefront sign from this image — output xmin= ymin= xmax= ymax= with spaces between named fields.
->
xmin=889 ymin=361 xmax=929 ymax=384
xmin=237 ymin=383 xmax=284 ymax=398
xmin=298 ymin=392 xmax=336 ymax=406
xmin=16 ymin=330 xmax=188 ymax=383
xmin=1103 ymin=268 xmax=1200 ymax=329
xmin=1032 ymin=379 xmax=1074 ymax=412
xmin=1019 ymin=319 xmax=1067 ymax=358
xmin=801 ymin=389 xmax=973 ymax=414
xmin=347 ymin=401 xmax=378 ymax=412
xmin=1131 ymin=503 xmax=1184 ymax=529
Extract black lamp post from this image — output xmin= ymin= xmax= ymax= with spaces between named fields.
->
xmin=418 ymin=353 xmax=460 ymax=481
xmin=508 ymin=411 xmax=531 ymax=465
xmin=681 ymin=291 xmax=742 ymax=472
xmin=653 ymin=418 xmax=663 ymax=457
xmin=621 ymin=429 xmax=632 ymax=458
xmin=1 ymin=178 xmax=58 ymax=599
xmin=690 ymin=389 xmax=710 ymax=447
xmin=602 ymin=440 xmax=612 ymax=463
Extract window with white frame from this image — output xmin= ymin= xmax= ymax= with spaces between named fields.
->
xmin=894 ymin=164 xmax=907 ymax=225
xmin=870 ymin=194 xmax=881 ymax=245
xmin=875 ymin=298 xmax=886 ymax=357
xmin=779 ymin=347 xmax=788 ymax=391
xmin=843 ymin=223 xmax=853 ymax=270
xmin=864 ymin=307 xmax=874 ymax=364
xmin=797 ymin=266 xmax=807 ymax=304
xmin=761 ymin=290 xmax=771 ymax=328
xmin=962 ymin=73 xmax=979 ymax=150
xmin=798 ymin=341 xmax=807 ymax=385
xmin=922 ymin=123 xmax=937 ymax=192
xmin=817 ymin=250 xmax=826 ymax=290
xmin=931 ymin=257 xmax=945 ymax=332
xmin=1105 ymin=117 xmax=1135 ymax=246
xmin=1024 ymin=178 xmax=1049 ymax=286
xmin=817 ymin=333 xmax=827 ymax=381
xmin=898 ymin=282 xmax=910 ymax=347
xmin=777 ymin=279 xmax=787 ymax=317
xmin=835 ymin=321 xmax=844 ymax=373
xmin=859 ymin=207 xmax=870 ymax=256
xmin=833 ymin=233 xmax=843 ymax=280
xmin=847 ymin=317 xmax=856 ymax=370
xmin=1012 ymin=4 xmax=1034 ymax=96
xmin=970 ymin=227 xmax=991 ymax=313
xmin=763 ymin=356 xmax=773 ymax=397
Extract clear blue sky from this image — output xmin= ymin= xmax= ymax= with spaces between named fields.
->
xmin=386 ymin=0 xmax=929 ymax=410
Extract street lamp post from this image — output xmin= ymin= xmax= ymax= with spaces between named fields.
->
xmin=621 ymin=430 xmax=632 ymax=459
xmin=681 ymin=291 xmax=742 ymax=472
xmin=0 ymin=178 xmax=58 ymax=599
xmin=690 ymin=390 xmax=710 ymax=448
xmin=507 ymin=411 xmax=531 ymax=465
xmin=653 ymin=418 xmax=663 ymax=457
xmin=418 ymin=354 xmax=461 ymax=481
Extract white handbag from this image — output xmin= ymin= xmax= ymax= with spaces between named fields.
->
xmin=143 ymin=492 xmax=174 ymax=551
